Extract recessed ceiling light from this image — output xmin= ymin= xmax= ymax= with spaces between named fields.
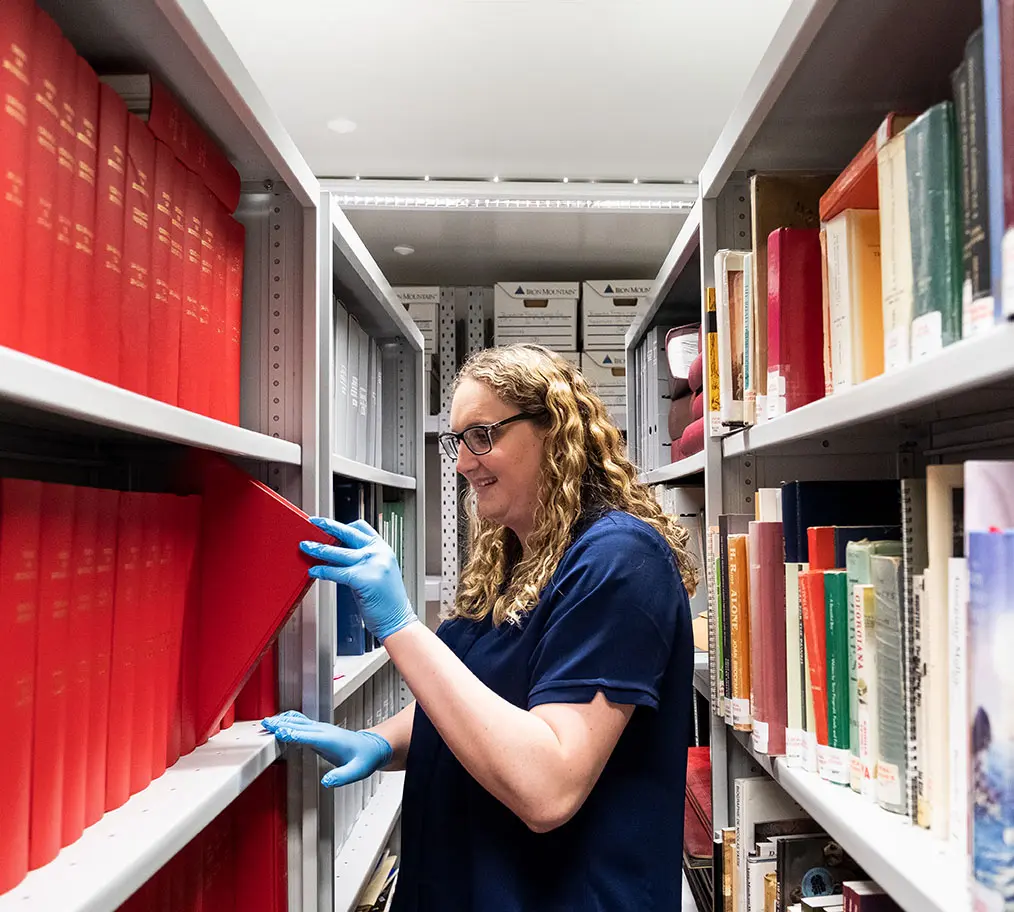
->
xmin=327 ymin=117 xmax=357 ymax=134
xmin=633 ymin=177 xmax=640 ymax=184
xmin=493 ymin=175 xmax=500 ymax=183
xmin=424 ymin=175 xmax=430 ymax=181
xmin=562 ymin=177 xmax=569 ymax=183
xmin=393 ymin=245 xmax=415 ymax=256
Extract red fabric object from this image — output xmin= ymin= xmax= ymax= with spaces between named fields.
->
xmin=687 ymin=351 xmax=704 ymax=394
xmin=679 ymin=417 xmax=705 ymax=458
xmin=691 ymin=391 xmax=704 ymax=422
xmin=684 ymin=746 xmax=712 ymax=860
xmin=668 ymin=394 xmax=693 ymax=443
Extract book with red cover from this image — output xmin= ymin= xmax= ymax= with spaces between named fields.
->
xmin=819 ymin=113 xmax=917 ymax=222
xmin=164 ymin=154 xmax=188 ymax=408
xmin=178 ymin=167 xmax=206 ymax=413
xmin=201 ymin=803 xmax=237 ymax=912
xmin=20 ymin=9 xmax=61 ymax=361
xmin=749 ymin=521 xmax=788 ymax=756
xmin=148 ymin=141 xmax=176 ymax=404
xmin=0 ymin=0 xmax=33 ymax=350
xmin=62 ymin=485 xmax=98 ymax=847
xmin=129 ymin=497 xmax=161 ymax=796
xmin=196 ymin=187 xmax=216 ymax=414
xmin=224 ymin=217 xmax=245 ymax=426
xmin=92 ymin=83 xmax=128 ymax=386
xmin=768 ymin=227 xmax=824 ymax=414
xmin=121 ymin=115 xmax=154 ymax=396
xmin=30 ymin=482 xmax=75 ymax=870
xmin=85 ymin=487 xmax=119 ymax=826
xmin=65 ymin=56 xmax=99 ymax=375
xmin=105 ymin=492 xmax=146 ymax=811
xmin=208 ymin=202 xmax=230 ymax=421
xmin=800 ymin=569 xmax=829 ymax=749
xmin=236 ymin=646 xmax=278 ymax=720
xmin=684 ymin=746 xmax=712 ymax=860
xmin=0 ymin=479 xmax=42 ymax=892
xmin=146 ymin=77 xmax=241 ymax=214
xmin=174 ymin=450 xmax=333 ymax=743
xmin=48 ymin=37 xmax=77 ymax=368
xmin=234 ymin=763 xmax=288 ymax=912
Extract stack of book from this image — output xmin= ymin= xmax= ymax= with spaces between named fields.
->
xmin=334 ymin=299 xmax=385 ymax=467
xmin=0 ymin=0 xmax=246 ymax=422
xmin=706 ymin=460 xmax=1014 ymax=903
xmin=706 ymin=26 xmax=1008 ymax=434
xmin=356 ymin=850 xmax=400 ymax=911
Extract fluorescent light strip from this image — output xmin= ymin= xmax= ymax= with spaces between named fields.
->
xmin=334 ymin=195 xmax=693 ymax=212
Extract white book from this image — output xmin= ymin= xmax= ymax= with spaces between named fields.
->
xmin=356 ymin=321 xmax=370 ymax=465
xmin=365 ymin=341 xmax=377 ymax=467
xmin=877 ymin=132 xmax=915 ymax=372
xmin=825 ymin=213 xmax=854 ymax=390
xmin=913 ymin=572 xmax=929 ymax=825
xmin=735 ymin=777 xmax=804 ymax=912
xmin=743 ymin=252 xmax=756 ymax=425
xmin=948 ymin=556 xmax=969 ymax=863
xmin=345 ymin=314 xmax=361 ymax=461
xmin=715 ymin=250 xmax=750 ymax=428
xmin=351 ymin=689 xmax=364 ymax=820
xmin=374 ymin=344 xmax=383 ymax=469
xmin=746 ymin=853 xmax=776 ymax=912
xmin=855 ymin=583 xmax=879 ymax=799
xmin=964 ymin=460 xmax=1014 ymax=535
xmin=785 ymin=562 xmax=805 ymax=767
xmin=333 ymin=301 xmax=350 ymax=457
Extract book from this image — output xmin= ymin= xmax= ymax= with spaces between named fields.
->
xmin=121 ymin=114 xmax=154 ymax=396
xmin=178 ymin=169 xmax=206 ymax=413
xmin=148 ymin=140 xmax=177 ymax=404
xmin=911 ymin=572 xmax=929 ymax=829
xmin=706 ymin=286 xmax=722 ymax=436
xmin=824 ymin=569 xmax=851 ymax=785
xmin=871 ymin=554 xmax=906 ymax=814
xmin=743 ymin=251 xmax=756 ymax=423
xmin=948 ymin=555 xmax=970 ymax=862
xmin=1003 ymin=0 xmax=1014 ymax=317
xmin=721 ymin=513 xmax=753 ymax=723
xmin=785 ymin=559 xmax=808 ymax=767
xmin=49 ymin=37 xmax=76 ymax=369
xmin=964 ymin=460 xmax=1014 ymax=533
xmin=906 ymin=102 xmax=962 ymax=359
xmin=877 ymin=130 xmax=915 ymax=373
xmin=842 ymin=880 xmax=900 ymax=911
xmin=736 ymin=778 xmax=805 ymax=912
xmin=982 ymin=0 xmax=1006 ymax=315
xmin=825 ymin=209 xmax=884 ymax=391
xmin=800 ymin=570 xmax=829 ymax=764
xmin=715 ymin=250 xmax=750 ymax=428
xmin=776 ymin=833 xmax=863 ymax=912
xmin=749 ymin=521 xmax=787 ymax=755
xmin=729 ymin=531 xmax=752 ymax=730
xmin=723 ymin=829 xmax=737 ymax=912
xmin=224 ymin=218 xmax=245 ymax=426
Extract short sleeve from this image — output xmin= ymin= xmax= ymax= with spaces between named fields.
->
xmin=527 ymin=514 xmax=688 ymax=711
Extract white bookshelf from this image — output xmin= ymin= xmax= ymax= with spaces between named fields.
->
xmin=334 ymin=649 xmax=392 ymax=706
xmin=331 ymin=455 xmax=418 ymax=491
xmin=0 ymin=723 xmax=279 ymax=912
xmin=639 ymin=451 xmax=706 ymax=486
xmin=333 ymin=773 xmax=405 ymax=912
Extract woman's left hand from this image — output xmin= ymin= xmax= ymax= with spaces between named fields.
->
xmin=301 ymin=517 xmax=418 ymax=642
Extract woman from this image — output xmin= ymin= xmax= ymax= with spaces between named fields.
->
xmin=263 ymin=343 xmax=698 ymax=911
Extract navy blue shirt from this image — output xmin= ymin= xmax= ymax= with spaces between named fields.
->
xmin=393 ymin=510 xmax=693 ymax=912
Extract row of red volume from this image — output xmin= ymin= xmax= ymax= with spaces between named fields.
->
xmin=0 ymin=0 xmax=245 ymax=423
xmin=116 ymin=762 xmax=287 ymax=912
xmin=0 ymin=476 xmax=279 ymax=895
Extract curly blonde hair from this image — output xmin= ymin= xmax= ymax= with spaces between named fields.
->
xmin=449 ymin=343 xmax=698 ymax=627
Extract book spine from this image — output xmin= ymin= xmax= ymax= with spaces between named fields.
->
xmin=907 ymin=103 xmax=962 ymax=358
xmin=129 ymin=496 xmax=160 ymax=796
xmin=846 ymin=546 xmax=864 ymax=793
xmin=749 ymin=523 xmax=767 ymax=751
xmin=707 ymin=525 xmax=720 ymax=714
xmin=716 ymin=252 xmax=745 ymax=428
xmin=778 ymin=229 xmax=824 ymax=414
xmin=901 ymin=483 xmax=923 ymax=824
xmin=178 ymin=168 xmax=205 ymax=413
xmin=785 ymin=561 xmax=805 ymax=766
xmin=825 ymin=216 xmax=853 ymax=391
xmin=164 ymin=154 xmax=187 ymax=407
xmin=982 ymin=0 xmax=1006 ymax=316
xmin=800 ymin=571 xmax=829 ymax=754
xmin=766 ymin=234 xmax=783 ymax=420
xmin=121 ymin=115 xmax=154 ymax=395
xmin=877 ymin=135 xmax=915 ymax=372
xmin=148 ymin=141 xmax=175 ymax=403
xmin=224 ymin=218 xmax=245 ymax=426
xmin=0 ymin=479 xmax=43 ymax=893
xmin=743 ymin=252 xmax=756 ymax=425
xmin=847 ymin=210 xmax=885 ymax=384
xmin=0 ymin=0 xmax=33 ymax=350
xmin=825 ymin=569 xmax=852 ymax=784
xmin=855 ymin=584 xmax=879 ymax=800
xmin=947 ymin=556 xmax=970 ymax=865
xmin=706 ymin=286 xmax=722 ymax=436
xmin=872 ymin=555 xmax=907 ymax=815
xmin=729 ymin=533 xmax=752 ymax=730
xmin=49 ymin=39 xmax=77 ymax=368
xmin=913 ymin=573 xmax=930 ymax=828
xmin=819 ymin=130 xmax=880 ymax=222
xmin=208 ymin=202 xmax=229 ymax=421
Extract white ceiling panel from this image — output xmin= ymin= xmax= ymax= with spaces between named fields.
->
xmin=206 ymin=0 xmax=792 ymax=182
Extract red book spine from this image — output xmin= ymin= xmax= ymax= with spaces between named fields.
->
xmin=85 ymin=487 xmax=119 ymax=826
xmin=201 ymin=808 xmax=237 ymax=912
xmin=92 ymin=83 xmax=127 ymax=386
xmin=178 ymin=512 xmax=203 ymax=758
xmin=0 ymin=479 xmax=43 ymax=893
xmin=224 ymin=218 xmax=245 ymax=425
xmin=48 ymin=37 xmax=77 ymax=367
xmin=0 ymin=0 xmax=34 ymax=349
xmin=221 ymin=703 xmax=235 ymax=729
xmin=800 ymin=570 xmax=829 ymax=748
xmin=30 ymin=482 xmax=75 ymax=870
xmin=149 ymin=495 xmax=173 ymax=782
xmin=106 ymin=492 xmax=145 ymax=812
xmin=62 ymin=484 xmax=98 ymax=848
xmin=147 ymin=77 xmax=241 ymax=213
xmin=148 ymin=141 xmax=175 ymax=403
xmin=750 ymin=521 xmax=787 ymax=756
xmin=20 ymin=9 xmax=62 ymax=360
xmin=807 ymin=526 xmax=837 ymax=571
xmin=65 ymin=56 xmax=99 ymax=376
xmin=130 ymin=494 xmax=160 ymax=795
xmin=772 ymin=227 xmax=824 ymax=413
xmin=178 ymin=168 xmax=205 ymax=414
xmin=208 ymin=202 xmax=229 ymax=421
xmin=121 ymin=116 xmax=154 ymax=396
xmin=196 ymin=188 xmax=216 ymax=416
xmin=164 ymin=156 xmax=187 ymax=408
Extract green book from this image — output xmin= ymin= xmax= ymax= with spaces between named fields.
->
xmin=824 ymin=570 xmax=851 ymax=759
xmin=845 ymin=539 xmax=904 ymax=793
xmin=906 ymin=101 xmax=962 ymax=357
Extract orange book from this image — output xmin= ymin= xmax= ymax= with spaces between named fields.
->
xmin=799 ymin=570 xmax=829 ymax=748
xmin=807 ymin=526 xmax=837 ymax=571
xmin=728 ymin=532 xmax=752 ymax=731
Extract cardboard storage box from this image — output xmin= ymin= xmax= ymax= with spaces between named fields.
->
xmin=394 ymin=287 xmax=439 ymax=356
xmin=494 ymin=282 xmax=578 ymax=351
xmin=581 ymin=280 xmax=652 ymax=350
xmin=580 ymin=352 xmax=627 ymax=431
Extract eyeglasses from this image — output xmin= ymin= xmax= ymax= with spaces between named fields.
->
xmin=438 ymin=412 xmax=544 ymax=460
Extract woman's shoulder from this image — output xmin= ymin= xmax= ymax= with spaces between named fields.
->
xmin=570 ymin=510 xmax=674 ymax=563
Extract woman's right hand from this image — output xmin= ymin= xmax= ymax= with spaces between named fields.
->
xmin=261 ymin=711 xmax=393 ymax=788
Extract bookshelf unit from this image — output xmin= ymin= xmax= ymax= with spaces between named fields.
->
xmin=627 ymin=1 xmax=1005 ymax=910
xmin=0 ymin=3 xmax=424 ymax=912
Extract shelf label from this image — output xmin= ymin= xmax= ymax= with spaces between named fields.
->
xmin=785 ymin=728 xmax=803 ymax=767
xmin=751 ymin=719 xmax=769 ymax=754
xmin=849 ymin=754 xmax=863 ymax=793
xmin=803 ymin=731 xmax=818 ymax=774
xmin=877 ymin=760 xmax=902 ymax=807
xmin=731 ymin=697 xmax=752 ymax=729
xmin=884 ymin=325 xmax=910 ymax=373
xmin=817 ymin=745 xmax=851 ymax=785
xmin=911 ymin=311 xmax=943 ymax=361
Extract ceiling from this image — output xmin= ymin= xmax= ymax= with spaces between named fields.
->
xmin=207 ymin=0 xmax=792 ymax=283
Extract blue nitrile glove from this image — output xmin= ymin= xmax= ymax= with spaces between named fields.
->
xmin=261 ymin=710 xmax=392 ymax=788
xmin=301 ymin=517 xmax=418 ymax=642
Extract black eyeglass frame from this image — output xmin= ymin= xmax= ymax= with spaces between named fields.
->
xmin=438 ymin=412 xmax=545 ymax=460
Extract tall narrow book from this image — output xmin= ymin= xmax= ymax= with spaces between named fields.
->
xmin=871 ymin=554 xmax=906 ymax=815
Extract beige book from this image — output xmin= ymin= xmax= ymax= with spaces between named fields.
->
xmin=877 ymin=132 xmax=915 ymax=373
xmin=819 ymin=228 xmax=833 ymax=396
xmin=729 ymin=532 xmax=753 ymax=730
xmin=764 ymin=872 xmax=778 ymax=912
xmin=722 ymin=828 xmax=738 ymax=912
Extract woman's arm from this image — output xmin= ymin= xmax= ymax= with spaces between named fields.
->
xmin=370 ymin=700 xmax=415 ymax=771
xmin=384 ymin=623 xmax=632 ymax=833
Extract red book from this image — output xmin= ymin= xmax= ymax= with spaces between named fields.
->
xmin=748 ymin=521 xmax=787 ymax=756
xmin=106 ymin=492 xmax=145 ymax=811
xmin=85 ymin=487 xmax=119 ymax=826
xmin=129 ymin=496 xmax=161 ymax=796
xmin=30 ymin=482 xmax=75 ymax=870
xmin=174 ymin=450 xmax=333 ymax=742
xmin=807 ymin=526 xmax=837 ymax=571
xmin=235 ymin=646 xmax=278 ymax=720
xmin=121 ymin=115 xmax=155 ymax=396
xmin=164 ymin=155 xmax=187 ymax=408
xmin=819 ymin=113 xmax=917 ymax=222
xmin=148 ymin=141 xmax=176 ymax=403
xmin=201 ymin=807 xmax=237 ymax=912
xmin=92 ymin=83 xmax=128 ymax=386
xmin=799 ymin=569 xmax=829 ymax=748
xmin=178 ymin=168 xmax=205 ymax=413
xmin=769 ymin=227 xmax=824 ymax=414
xmin=48 ymin=37 xmax=77 ymax=367
xmin=195 ymin=188 xmax=216 ymax=414
xmin=62 ymin=485 xmax=98 ymax=847
xmin=65 ymin=56 xmax=99 ymax=376
xmin=146 ymin=77 xmax=241 ymax=213
xmin=178 ymin=510 xmax=203 ymax=758
xmin=208 ymin=203 xmax=229 ymax=421
xmin=0 ymin=479 xmax=42 ymax=893
xmin=0 ymin=0 xmax=34 ymax=349
xmin=224 ymin=218 xmax=245 ymax=426
xmin=20 ymin=9 xmax=62 ymax=360
xmin=234 ymin=764 xmax=287 ymax=912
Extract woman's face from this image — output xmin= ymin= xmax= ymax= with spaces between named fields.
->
xmin=449 ymin=378 xmax=546 ymax=546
